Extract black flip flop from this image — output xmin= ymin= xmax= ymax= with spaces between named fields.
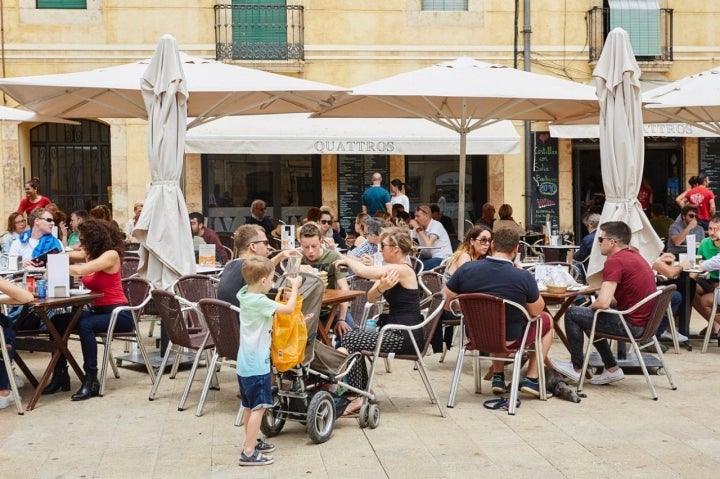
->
xmin=483 ymin=397 xmax=521 ymax=411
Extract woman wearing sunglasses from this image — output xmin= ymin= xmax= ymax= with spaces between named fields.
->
xmin=444 ymin=225 xmax=493 ymax=277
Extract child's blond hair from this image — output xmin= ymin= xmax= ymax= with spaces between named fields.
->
xmin=241 ymin=255 xmax=274 ymax=285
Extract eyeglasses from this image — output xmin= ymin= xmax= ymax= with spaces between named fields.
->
xmin=597 ymin=236 xmax=614 ymax=244
xmin=14 ymin=219 xmax=26 ymax=224
xmin=380 ymin=243 xmax=394 ymax=249
xmin=475 ymin=237 xmax=491 ymax=244
xmin=249 ymin=240 xmax=269 ymax=246
xmin=320 ymin=220 xmax=332 ymax=225
xmin=39 ymin=217 xmax=55 ymax=223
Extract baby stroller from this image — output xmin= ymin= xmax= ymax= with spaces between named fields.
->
xmin=260 ymin=274 xmax=378 ymax=443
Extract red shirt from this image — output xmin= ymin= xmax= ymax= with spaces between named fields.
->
xmin=602 ymin=248 xmax=656 ymax=327
xmin=83 ymin=269 xmax=128 ymax=307
xmin=17 ymin=195 xmax=51 ymax=215
xmin=685 ymin=185 xmax=715 ymax=220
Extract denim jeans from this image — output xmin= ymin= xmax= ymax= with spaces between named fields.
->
xmin=565 ymin=305 xmax=643 ymax=370
xmin=655 ymin=290 xmax=682 ymax=339
xmin=0 ymin=317 xmax=15 ymax=390
xmin=55 ymin=307 xmax=134 ymax=374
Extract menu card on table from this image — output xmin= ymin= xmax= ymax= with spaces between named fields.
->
xmin=281 ymin=225 xmax=296 ymax=250
xmin=47 ymin=254 xmax=70 ymax=297
xmin=198 ymin=244 xmax=216 ymax=266
xmin=686 ymin=234 xmax=696 ymax=267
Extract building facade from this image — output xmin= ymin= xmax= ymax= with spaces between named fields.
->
xmin=0 ymin=1 xmax=718 ymax=238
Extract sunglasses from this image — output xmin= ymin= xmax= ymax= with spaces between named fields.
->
xmin=380 ymin=243 xmax=394 ymax=249
xmin=686 ymin=214 xmax=697 ymax=219
xmin=249 ymin=240 xmax=269 ymax=246
xmin=597 ymin=236 xmax=613 ymax=243
xmin=39 ymin=217 xmax=55 ymax=223
xmin=475 ymin=237 xmax=491 ymax=244
xmin=320 ymin=220 xmax=332 ymax=225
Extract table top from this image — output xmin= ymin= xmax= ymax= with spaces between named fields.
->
xmin=532 ymin=244 xmax=580 ymax=250
xmin=31 ymin=292 xmax=103 ymax=310
xmin=322 ymin=288 xmax=365 ymax=305
xmin=541 ymin=285 xmax=599 ymax=300
xmin=196 ymin=264 xmax=224 ymax=274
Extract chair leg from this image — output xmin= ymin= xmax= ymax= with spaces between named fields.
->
xmin=169 ymin=346 xmax=183 ymax=379
xmin=234 ymin=404 xmax=245 ymax=427
xmin=383 ymin=358 xmax=392 ymax=373
xmin=108 ymin=348 xmax=120 ymax=379
xmin=630 ymin=338 xmax=658 ymax=400
xmin=135 ymin=335 xmax=157 ymax=383
xmin=99 ymin=335 xmax=114 ymax=397
xmin=196 ymin=353 xmax=219 ymax=417
xmin=447 ymin=345 xmax=466 ymax=408
xmin=665 ymin=304 xmax=680 ymax=354
xmin=178 ymin=336 xmax=211 ymax=411
xmin=702 ymin=317 xmax=716 ymax=353
xmin=149 ymin=343 xmax=174 ymax=400
xmin=0 ymin=329 xmax=24 ymax=415
xmin=507 ymin=352 xmax=523 ymax=416
xmin=650 ymin=337 xmax=677 ymax=391
xmin=578 ymin=328 xmax=596 ymax=394
xmin=414 ymin=358 xmax=445 ymax=417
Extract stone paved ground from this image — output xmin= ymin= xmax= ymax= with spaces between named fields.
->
xmin=2 ymin=315 xmax=719 ymax=479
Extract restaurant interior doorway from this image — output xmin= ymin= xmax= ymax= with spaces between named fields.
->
xmin=572 ymin=138 xmax=683 ymax=237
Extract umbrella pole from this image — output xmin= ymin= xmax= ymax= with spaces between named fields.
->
xmin=457 ymin=131 xmax=467 ymax=238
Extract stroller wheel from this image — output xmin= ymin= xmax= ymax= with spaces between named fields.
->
xmin=367 ymin=404 xmax=380 ymax=429
xmin=358 ymin=403 xmax=369 ymax=428
xmin=260 ymin=394 xmax=286 ymax=437
xmin=307 ymin=391 xmax=336 ymax=444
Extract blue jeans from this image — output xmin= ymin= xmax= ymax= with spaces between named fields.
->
xmin=565 ymin=305 xmax=643 ymax=370
xmin=656 ymin=291 xmax=682 ymax=338
xmin=55 ymin=307 xmax=134 ymax=374
xmin=0 ymin=317 xmax=15 ymax=390
xmin=421 ymin=257 xmax=442 ymax=270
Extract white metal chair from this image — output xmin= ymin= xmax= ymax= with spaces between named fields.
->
xmin=98 ymin=277 xmax=157 ymax=396
xmin=447 ymin=293 xmax=548 ymax=414
xmin=701 ymin=285 xmax=720 ymax=353
xmin=578 ymin=285 xmax=677 ymax=400
xmin=0 ymin=326 xmax=23 ymax=414
xmin=361 ymin=292 xmax=447 ymax=418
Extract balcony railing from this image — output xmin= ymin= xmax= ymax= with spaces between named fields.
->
xmin=214 ymin=4 xmax=304 ymax=61
xmin=587 ymin=7 xmax=673 ymax=63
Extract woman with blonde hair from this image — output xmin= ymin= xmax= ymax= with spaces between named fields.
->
xmin=351 ymin=212 xmax=370 ymax=248
xmin=445 ymin=225 xmax=492 ymax=276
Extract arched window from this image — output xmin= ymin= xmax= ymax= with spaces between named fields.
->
xmin=30 ymin=119 xmax=111 ymax=213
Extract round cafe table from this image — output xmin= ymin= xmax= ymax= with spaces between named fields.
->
xmin=531 ymin=244 xmax=580 ymax=262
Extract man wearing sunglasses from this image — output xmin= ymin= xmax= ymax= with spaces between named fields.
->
xmin=551 ymin=221 xmax=656 ymax=385
xmin=668 ymin=205 xmax=705 ymax=258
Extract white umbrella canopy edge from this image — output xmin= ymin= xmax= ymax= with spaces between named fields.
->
xmin=0 ymin=53 xmax=346 ymax=128
xmin=133 ymin=34 xmax=196 ymax=290
xmin=586 ymin=28 xmax=663 ymax=281
xmin=643 ymin=65 xmax=720 ymax=135
xmin=0 ymin=105 xmax=79 ymax=124
xmin=315 ymin=57 xmax=599 ymax=236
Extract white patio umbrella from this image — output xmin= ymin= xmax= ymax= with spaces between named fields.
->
xmin=643 ymin=65 xmax=720 ymax=136
xmin=586 ymin=28 xmax=664 ymax=280
xmin=315 ymin=57 xmax=599 ymax=236
xmin=132 ymin=35 xmax=194 ymax=289
xmin=0 ymin=52 xmax=344 ymax=129
xmin=0 ymin=105 xmax=78 ymax=124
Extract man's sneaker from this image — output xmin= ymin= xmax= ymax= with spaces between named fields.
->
xmin=589 ymin=367 xmax=624 ymax=385
xmin=0 ymin=392 xmax=19 ymax=409
xmin=491 ymin=375 xmax=508 ymax=395
xmin=520 ymin=377 xmax=553 ymax=399
xmin=549 ymin=358 xmax=581 ymax=383
xmin=661 ymin=330 xmax=688 ymax=342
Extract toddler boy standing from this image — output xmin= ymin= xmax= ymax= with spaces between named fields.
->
xmin=237 ymin=256 xmax=301 ymax=466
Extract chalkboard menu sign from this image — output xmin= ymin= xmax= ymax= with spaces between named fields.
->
xmin=700 ymin=138 xmax=720 ymax=186
xmin=529 ymin=132 xmax=560 ymax=230
xmin=337 ymin=155 xmax=389 ymax=229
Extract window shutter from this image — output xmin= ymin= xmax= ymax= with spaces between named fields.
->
xmin=37 ymin=0 xmax=87 ymax=8
xmin=608 ymin=0 xmax=661 ymax=56
xmin=232 ymin=0 xmax=288 ymax=60
xmin=421 ymin=0 xmax=468 ymax=11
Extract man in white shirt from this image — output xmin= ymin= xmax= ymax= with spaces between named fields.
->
xmin=408 ymin=204 xmax=453 ymax=269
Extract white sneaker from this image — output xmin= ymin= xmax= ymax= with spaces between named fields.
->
xmin=549 ymin=358 xmax=581 ymax=383
xmin=13 ymin=370 xmax=24 ymax=388
xmin=0 ymin=391 xmax=19 ymax=409
xmin=589 ymin=368 xmax=624 ymax=385
xmin=661 ymin=330 xmax=688 ymax=342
